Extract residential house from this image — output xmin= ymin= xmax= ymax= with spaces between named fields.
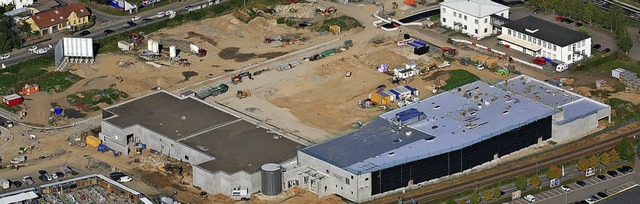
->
xmin=439 ymin=0 xmax=509 ymax=40
xmin=25 ymin=3 xmax=91 ymax=36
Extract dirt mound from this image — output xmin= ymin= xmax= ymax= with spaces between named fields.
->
xmin=186 ymin=31 xmax=218 ymax=46
xmin=362 ymin=48 xmax=408 ymax=68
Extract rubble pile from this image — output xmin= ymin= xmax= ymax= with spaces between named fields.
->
xmin=275 ymin=3 xmax=320 ymax=18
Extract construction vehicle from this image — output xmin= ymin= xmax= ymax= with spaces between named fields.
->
xmin=18 ymin=145 xmax=33 ymax=155
xmin=129 ymin=33 xmax=144 ymax=45
xmin=441 ymin=47 xmax=458 ymax=57
xmin=236 ymin=90 xmax=251 ymax=99
xmin=134 ymin=142 xmax=147 ymax=154
xmin=321 ymin=6 xmax=337 ymax=18
xmin=329 ymin=25 xmax=341 ymax=35
xmin=158 ymin=163 xmax=183 ymax=175
xmin=177 ymin=58 xmax=191 ymax=67
xmin=196 ymin=83 xmax=229 ymax=100
xmin=231 ymin=72 xmax=252 ymax=85
xmin=496 ymin=68 xmax=510 ymax=76
xmin=196 ymin=48 xmax=207 ymax=57
xmin=437 ymin=61 xmax=451 ymax=69
xmin=97 ymin=144 xmax=109 ymax=153
xmin=404 ymin=0 xmax=415 ymax=6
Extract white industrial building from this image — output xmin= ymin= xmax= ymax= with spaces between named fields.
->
xmin=289 ymin=75 xmax=610 ymax=203
xmin=498 ymin=16 xmax=591 ymax=64
xmin=0 ymin=0 xmax=33 ymax=10
xmin=54 ymin=37 xmax=95 ymax=71
xmin=439 ymin=0 xmax=509 ymax=39
xmin=99 ymin=91 xmax=300 ymax=197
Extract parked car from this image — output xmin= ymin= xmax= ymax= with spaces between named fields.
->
xmin=28 ymin=46 xmax=38 ymax=52
xmin=142 ymin=18 xmax=152 ymax=23
xmin=602 ymin=48 xmax=611 ymax=53
xmin=51 ymin=173 xmax=58 ymax=179
xmin=597 ymin=192 xmax=608 ymax=198
xmin=103 ymin=29 xmax=114 ymax=36
xmin=524 ymin=194 xmax=536 ymax=202
xmin=620 ymin=165 xmax=633 ymax=173
xmin=117 ymin=176 xmax=132 ymax=183
xmin=38 ymin=174 xmax=47 ymax=182
xmin=575 ymin=23 xmax=583 ymax=27
xmin=607 ymin=170 xmax=618 ymax=177
xmin=131 ymin=16 xmax=141 ymax=21
xmin=12 ymin=180 xmax=22 ymax=187
xmin=127 ymin=21 xmax=137 ymax=27
xmin=563 ymin=18 xmax=574 ymax=24
xmin=55 ymin=172 xmax=65 ymax=178
xmin=555 ymin=16 xmax=564 ymax=21
xmin=576 ymin=180 xmax=586 ymax=187
xmin=38 ymin=170 xmax=47 ymax=175
xmin=533 ymin=57 xmax=547 ymax=65
xmin=533 ymin=9 xmax=541 ymax=14
xmin=0 ymin=54 xmax=10 ymax=60
xmin=78 ymin=30 xmax=91 ymax=36
xmin=592 ymin=44 xmax=601 ymax=50
xmin=22 ymin=176 xmax=34 ymax=185
xmin=597 ymin=175 xmax=607 ymax=180
xmin=156 ymin=11 xmax=166 ymax=18
xmin=590 ymin=195 xmax=599 ymax=201
xmin=560 ymin=185 xmax=571 ymax=192
xmin=109 ymin=172 xmax=127 ymax=180
xmin=34 ymin=48 xmax=48 ymax=55
xmin=585 ymin=198 xmax=597 ymax=204
xmin=575 ymin=200 xmax=589 ymax=204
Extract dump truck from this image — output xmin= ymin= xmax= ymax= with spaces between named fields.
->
xmin=197 ymin=83 xmax=229 ymax=100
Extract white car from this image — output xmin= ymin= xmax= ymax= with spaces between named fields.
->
xmin=28 ymin=46 xmax=38 ymax=52
xmin=51 ymin=173 xmax=58 ymax=179
xmin=118 ymin=176 xmax=132 ymax=183
xmin=156 ymin=11 xmax=166 ymax=18
xmin=560 ymin=185 xmax=571 ymax=192
xmin=34 ymin=48 xmax=48 ymax=55
xmin=165 ymin=10 xmax=175 ymax=16
xmin=476 ymin=64 xmax=485 ymax=70
xmin=524 ymin=195 xmax=536 ymax=202
xmin=131 ymin=16 xmax=141 ymax=21
xmin=0 ymin=54 xmax=9 ymax=60
xmin=585 ymin=198 xmax=597 ymax=204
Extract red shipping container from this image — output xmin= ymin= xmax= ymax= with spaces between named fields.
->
xmin=2 ymin=94 xmax=23 ymax=107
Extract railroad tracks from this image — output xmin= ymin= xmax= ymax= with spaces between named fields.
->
xmin=381 ymin=126 xmax=640 ymax=203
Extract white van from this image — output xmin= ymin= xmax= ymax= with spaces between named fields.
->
xmin=524 ymin=194 xmax=536 ymax=202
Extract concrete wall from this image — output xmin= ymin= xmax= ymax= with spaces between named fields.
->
xmin=440 ymin=5 xmax=508 ymax=39
xmin=99 ymin=121 xmax=133 ymax=155
xmin=297 ymin=152 xmax=370 ymax=202
xmin=193 ymin=166 xmax=261 ymax=196
xmin=134 ymin=127 xmax=212 ymax=165
xmin=552 ymin=113 xmax=598 ymax=141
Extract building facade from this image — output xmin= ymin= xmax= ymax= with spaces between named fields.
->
xmin=440 ymin=0 xmax=509 ymax=39
xmin=0 ymin=0 xmax=33 ymax=9
xmin=498 ymin=16 xmax=591 ymax=64
xmin=25 ymin=3 xmax=90 ymax=35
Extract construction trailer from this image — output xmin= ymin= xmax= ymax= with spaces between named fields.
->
xmin=369 ymin=90 xmax=396 ymax=105
xmin=86 ymin=136 xmax=101 ymax=148
xmin=393 ymin=61 xmax=419 ymax=79
xmin=21 ymin=84 xmax=40 ymax=95
xmin=118 ymin=41 xmax=133 ymax=51
xmin=2 ymin=94 xmax=23 ymax=107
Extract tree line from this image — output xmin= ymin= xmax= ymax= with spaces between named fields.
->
xmin=528 ymin=0 xmax=633 ymax=54
xmin=0 ymin=6 xmax=22 ymax=54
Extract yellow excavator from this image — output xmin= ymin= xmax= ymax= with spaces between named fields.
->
xmin=19 ymin=145 xmax=33 ymax=155
xmin=321 ymin=6 xmax=337 ymax=18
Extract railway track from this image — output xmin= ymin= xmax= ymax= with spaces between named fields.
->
xmin=381 ymin=125 xmax=640 ymax=203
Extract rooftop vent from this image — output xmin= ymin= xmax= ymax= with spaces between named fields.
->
xmin=80 ymin=9 xmax=85 ymax=12
xmin=388 ymin=152 xmax=395 ymax=156
xmin=54 ymin=10 xmax=59 ymax=14
xmin=525 ymin=28 xmax=539 ymax=33
xmin=434 ymin=105 xmax=441 ymax=109
xmin=405 ymin=131 xmax=412 ymax=136
xmin=502 ymin=110 xmax=509 ymax=115
xmin=425 ymin=138 xmax=435 ymax=142
xmin=50 ymin=19 xmax=54 ymax=22
xmin=394 ymin=139 xmax=402 ymax=143
xmin=59 ymin=16 xmax=63 ymax=20
xmin=36 ymin=16 xmax=40 ymax=19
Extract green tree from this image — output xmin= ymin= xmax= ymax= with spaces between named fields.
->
xmin=617 ymin=27 xmax=633 ymax=55
xmin=607 ymin=4 xmax=626 ymax=31
xmin=618 ymin=137 xmax=634 ymax=160
xmin=589 ymin=154 xmax=600 ymax=168
xmin=600 ymin=152 xmax=611 ymax=166
xmin=493 ymin=187 xmax=502 ymax=199
xmin=516 ymin=176 xmax=528 ymax=191
xmin=446 ymin=199 xmax=456 ymax=204
xmin=483 ymin=189 xmax=494 ymax=201
xmin=582 ymin=2 xmax=599 ymax=25
xmin=531 ymin=175 xmax=541 ymax=189
xmin=20 ymin=21 xmax=32 ymax=36
xmin=610 ymin=148 xmax=621 ymax=162
xmin=578 ymin=158 xmax=590 ymax=171
xmin=547 ymin=165 xmax=562 ymax=179
xmin=470 ymin=191 xmax=481 ymax=204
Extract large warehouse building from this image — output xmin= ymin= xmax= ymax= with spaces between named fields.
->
xmin=291 ymin=75 xmax=610 ymax=202
xmin=99 ymin=91 xmax=300 ymax=197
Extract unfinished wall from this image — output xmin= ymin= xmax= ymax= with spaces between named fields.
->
xmin=134 ymin=127 xmax=213 ymax=165
xmin=193 ymin=168 xmax=261 ymax=196
xmin=297 ymin=151 xmax=366 ymax=202
xmin=552 ymin=113 xmax=598 ymax=141
xmin=99 ymin=121 xmax=133 ymax=155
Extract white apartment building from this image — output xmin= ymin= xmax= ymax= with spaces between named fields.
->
xmin=440 ymin=0 xmax=509 ymax=40
xmin=498 ymin=16 xmax=591 ymax=64
xmin=0 ymin=0 xmax=33 ymax=9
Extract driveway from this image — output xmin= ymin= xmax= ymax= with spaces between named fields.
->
xmin=628 ymin=27 xmax=640 ymax=61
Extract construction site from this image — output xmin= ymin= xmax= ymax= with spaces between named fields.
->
xmin=2 ymin=0 xmax=640 ymax=203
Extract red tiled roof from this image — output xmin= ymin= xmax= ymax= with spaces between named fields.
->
xmin=30 ymin=3 xmax=91 ymax=29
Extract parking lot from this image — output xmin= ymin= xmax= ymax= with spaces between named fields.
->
xmin=0 ymin=165 xmax=78 ymax=194
xmin=509 ymin=167 xmax=637 ymax=204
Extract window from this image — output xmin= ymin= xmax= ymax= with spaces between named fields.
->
xmin=484 ymin=28 xmax=487 ymax=33
xmin=185 ymin=155 xmax=189 ymax=160
xmin=453 ymin=11 xmax=457 ymax=17
xmin=501 ymin=13 xmax=504 ymax=17
xmin=485 ymin=18 xmax=488 ymax=23
xmin=365 ymin=178 xmax=369 ymax=181
xmin=464 ymin=15 xmax=467 ymax=20
xmin=508 ymin=30 xmax=511 ymax=35
xmin=442 ymin=8 xmax=446 ymax=13
xmin=538 ymin=40 xmax=541 ymax=46
xmin=582 ymin=40 xmax=585 ymax=46
xmin=443 ymin=18 xmax=446 ymax=23
xmin=475 ymin=19 xmax=478 ymax=24
xmin=345 ymin=178 xmax=350 ymax=185
xmin=170 ymin=144 xmax=174 ymax=147
xmin=518 ymin=33 xmax=521 ymax=39
xmin=553 ymin=54 xmax=556 ymax=59
xmin=533 ymin=38 xmax=537 ymax=44
xmin=351 ymin=176 xmax=354 ymax=179
xmin=527 ymin=36 xmax=531 ymax=42
xmin=464 ymin=25 xmax=467 ymax=30
xmin=548 ymin=43 xmax=552 ymax=49
xmin=459 ymin=14 xmax=462 ymax=18
xmin=568 ymin=54 xmax=572 ymax=60
xmin=543 ymin=42 xmax=547 ymax=48
xmin=475 ymin=29 xmax=478 ymax=34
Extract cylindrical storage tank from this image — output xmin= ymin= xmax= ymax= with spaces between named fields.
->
xmin=261 ymin=163 xmax=282 ymax=196
xmin=170 ymin=46 xmax=177 ymax=58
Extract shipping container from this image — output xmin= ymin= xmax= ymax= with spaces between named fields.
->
xmin=21 ymin=84 xmax=40 ymax=95
xmin=86 ymin=136 xmax=102 ymax=148
xmin=2 ymin=94 xmax=23 ymax=107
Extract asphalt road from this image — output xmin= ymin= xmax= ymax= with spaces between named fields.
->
xmin=0 ymin=0 xmax=215 ymax=67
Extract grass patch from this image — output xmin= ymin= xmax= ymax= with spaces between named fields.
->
xmin=429 ymin=14 xmax=440 ymax=21
xmin=315 ymin=15 xmax=362 ymax=32
xmin=0 ymin=55 xmax=54 ymax=94
xmin=575 ymin=53 xmax=640 ymax=74
xmin=66 ymin=87 xmax=128 ymax=112
xmin=608 ymin=98 xmax=640 ymax=124
xmin=276 ymin=17 xmax=298 ymax=27
xmin=578 ymin=28 xmax=588 ymax=35
xmin=441 ymin=69 xmax=480 ymax=91
xmin=33 ymin=72 xmax=83 ymax=93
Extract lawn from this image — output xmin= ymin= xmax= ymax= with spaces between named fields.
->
xmin=608 ymin=98 xmax=640 ymax=124
xmin=441 ymin=69 xmax=480 ymax=91
xmin=67 ymin=87 xmax=128 ymax=112
xmin=576 ymin=53 xmax=640 ymax=74
xmin=315 ymin=15 xmax=362 ymax=32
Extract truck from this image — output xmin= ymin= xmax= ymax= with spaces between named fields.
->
xmin=0 ymin=179 xmax=9 ymax=189
xmin=22 ymin=176 xmax=34 ymax=185
xmin=10 ymin=155 xmax=26 ymax=164
xmin=196 ymin=83 xmax=229 ymax=100
xmin=0 ymin=115 xmax=14 ymax=128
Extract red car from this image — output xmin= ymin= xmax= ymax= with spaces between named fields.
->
xmin=555 ymin=16 xmax=564 ymax=21
xmin=533 ymin=58 xmax=547 ymax=65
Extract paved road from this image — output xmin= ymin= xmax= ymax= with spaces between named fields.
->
xmin=0 ymin=0 xmax=213 ymax=68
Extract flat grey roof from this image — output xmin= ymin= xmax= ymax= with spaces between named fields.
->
xmin=104 ymin=91 xmax=239 ymax=140
xmin=502 ymin=16 xmax=590 ymax=47
xmin=303 ymin=80 xmax=557 ymax=174
xmin=184 ymin=120 xmax=299 ymax=173
xmin=497 ymin=75 xmax=609 ymax=124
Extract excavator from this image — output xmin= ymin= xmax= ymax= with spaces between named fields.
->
xmin=158 ymin=163 xmax=183 ymax=175
xmin=440 ymin=47 xmax=459 ymax=57
xmin=236 ymin=90 xmax=251 ymax=99
xmin=321 ymin=6 xmax=337 ymax=18
xmin=231 ymin=72 xmax=252 ymax=85
xmin=19 ymin=145 xmax=33 ymax=155
xmin=129 ymin=33 xmax=144 ymax=45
